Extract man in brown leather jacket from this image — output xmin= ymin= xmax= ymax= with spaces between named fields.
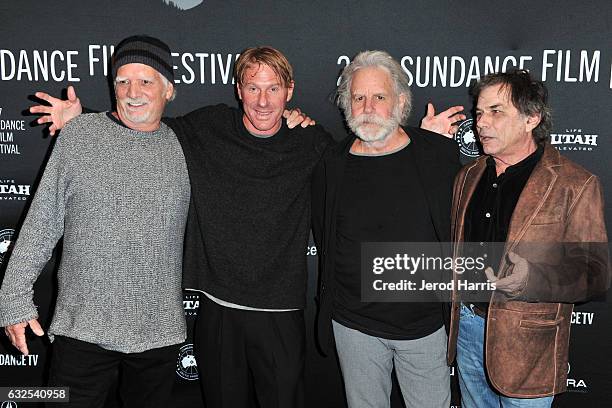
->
xmin=447 ymin=70 xmax=610 ymax=408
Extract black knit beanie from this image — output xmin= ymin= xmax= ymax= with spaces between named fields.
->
xmin=111 ymin=35 xmax=174 ymax=83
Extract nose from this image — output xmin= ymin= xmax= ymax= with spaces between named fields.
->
xmin=257 ymin=91 xmax=268 ymax=107
xmin=127 ymin=82 xmax=141 ymax=99
xmin=476 ymin=112 xmax=489 ymax=130
xmin=363 ymin=97 xmax=374 ymax=114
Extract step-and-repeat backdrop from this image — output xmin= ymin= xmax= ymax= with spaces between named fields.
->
xmin=1 ymin=1 xmax=610 ymax=407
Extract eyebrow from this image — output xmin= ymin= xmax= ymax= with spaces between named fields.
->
xmin=476 ymin=103 xmax=504 ymax=111
xmin=244 ymin=81 xmax=282 ymax=86
xmin=351 ymin=91 xmax=388 ymax=96
xmin=115 ymin=76 xmax=156 ymax=82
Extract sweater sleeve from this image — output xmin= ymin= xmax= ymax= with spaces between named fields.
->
xmin=0 ymin=133 xmax=69 ymax=326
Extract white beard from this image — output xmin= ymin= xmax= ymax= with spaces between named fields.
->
xmin=118 ymin=97 xmax=152 ymax=124
xmin=347 ymin=105 xmax=402 ymax=142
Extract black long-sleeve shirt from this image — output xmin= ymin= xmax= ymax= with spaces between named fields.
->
xmin=464 ymin=145 xmax=544 ymax=310
xmin=166 ymin=104 xmax=333 ymax=309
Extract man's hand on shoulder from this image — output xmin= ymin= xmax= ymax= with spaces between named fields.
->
xmin=420 ymin=103 xmax=465 ymax=138
xmin=29 ymin=86 xmax=83 ymax=136
xmin=283 ymin=108 xmax=316 ymax=129
xmin=4 ymin=318 xmax=44 ymax=356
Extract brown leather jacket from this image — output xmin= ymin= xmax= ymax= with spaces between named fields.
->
xmin=447 ymin=144 xmax=610 ymax=397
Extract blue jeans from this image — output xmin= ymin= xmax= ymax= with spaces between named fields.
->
xmin=457 ymin=304 xmax=554 ymax=408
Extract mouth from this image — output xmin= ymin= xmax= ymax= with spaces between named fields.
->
xmin=127 ymin=102 xmax=147 ymax=109
xmin=253 ymin=110 xmax=274 ymax=119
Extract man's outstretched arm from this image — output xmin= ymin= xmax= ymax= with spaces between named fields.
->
xmin=29 ymin=87 xmax=314 ymax=134
xmin=30 ymin=87 xmax=464 ymax=136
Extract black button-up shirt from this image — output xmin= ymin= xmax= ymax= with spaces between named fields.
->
xmin=464 ymin=145 xmax=544 ymax=310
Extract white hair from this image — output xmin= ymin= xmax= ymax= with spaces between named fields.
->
xmin=160 ymin=74 xmax=177 ymax=101
xmin=336 ymin=50 xmax=412 ymax=124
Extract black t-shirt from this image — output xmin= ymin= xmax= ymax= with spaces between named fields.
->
xmin=333 ymin=143 xmax=443 ymax=340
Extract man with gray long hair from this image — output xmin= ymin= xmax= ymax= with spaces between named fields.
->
xmin=312 ymin=50 xmax=462 ymax=407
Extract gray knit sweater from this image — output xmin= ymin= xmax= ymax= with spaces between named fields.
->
xmin=0 ymin=112 xmax=190 ymax=353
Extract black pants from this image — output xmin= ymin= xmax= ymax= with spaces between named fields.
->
xmin=195 ymin=295 xmax=305 ymax=408
xmin=47 ymin=336 xmax=179 ymax=408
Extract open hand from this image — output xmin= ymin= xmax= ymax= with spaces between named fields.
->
xmin=29 ymin=86 xmax=82 ymax=136
xmin=420 ymin=103 xmax=465 ymax=138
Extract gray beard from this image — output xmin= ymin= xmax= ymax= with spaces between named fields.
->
xmin=348 ymin=113 xmax=399 ymax=142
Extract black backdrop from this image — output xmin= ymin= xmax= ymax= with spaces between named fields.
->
xmin=1 ymin=1 xmax=611 ymax=407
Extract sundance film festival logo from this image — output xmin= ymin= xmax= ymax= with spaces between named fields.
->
xmin=454 ymin=119 xmax=480 ymax=158
xmin=0 ymin=108 xmax=24 ymax=155
xmin=162 ymin=0 xmax=203 ymax=10
xmin=550 ymin=128 xmax=598 ymax=152
xmin=176 ymin=343 xmax=199 ymax=381
xmin=0 ymin=229 xmax=15 ymax=266
xmin=0 ymin=179 xmax=30 ymax=201
xmin=0 ymin=353 xmax=39 ymax=366
xmin=571 ymin=311 xmax=595 ymax=325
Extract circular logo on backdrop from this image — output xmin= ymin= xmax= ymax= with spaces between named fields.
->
xmin=0 ymin=229 xmax=15 ymax=266
xmin=1 ymin=401 xmax=18 ymax=408
xmin=162 ymin=0 xmax=204 ymax=10
xmin=176 ymin=343 xmax=199 ymax=380
xmin=455 ymin=119 xmax=481 ymax=158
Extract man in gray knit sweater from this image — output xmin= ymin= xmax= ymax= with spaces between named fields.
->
xmin=0 ymin=36 xmax=189 ymax=407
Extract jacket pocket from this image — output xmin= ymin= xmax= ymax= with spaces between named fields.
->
xmin=487 ymin=309 xmax=559 ymax=396
xmin=519 ymin=317 xmax=564 ymax=329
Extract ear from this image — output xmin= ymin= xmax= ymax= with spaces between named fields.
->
xmin=398 ymin=93 xmax=407 ymax=112
xmin=165 ymin=83 xmax=175 ymax=101
xmin=286 ymin=81 xmax=295 ymax=102
xmin=525 ymin=112 xmax=541 ymax=133
xmin=236 ymin=83 xmax=243 ymax=101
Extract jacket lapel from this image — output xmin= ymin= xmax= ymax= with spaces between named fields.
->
xmin=505 ymin=145 xmax=560 ymax=250
xmin=454 ymin=158 xmax=487 ymax=243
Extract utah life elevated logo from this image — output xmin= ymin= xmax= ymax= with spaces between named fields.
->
xmin=1 ymin=179 xmax=31 ymax=201
xmin=454 ymin=119 xmax=481 ymax=158
xmin=550 ymin=128 xmax=598 ymax=152
xmin=0 ymin=229 xmax=15 ymax=266
xmin=183 ymin=292 xmax=200 ymax=317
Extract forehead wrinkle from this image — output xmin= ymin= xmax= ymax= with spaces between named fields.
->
xmin=243 ymin=62 xmax=284 ymax=84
